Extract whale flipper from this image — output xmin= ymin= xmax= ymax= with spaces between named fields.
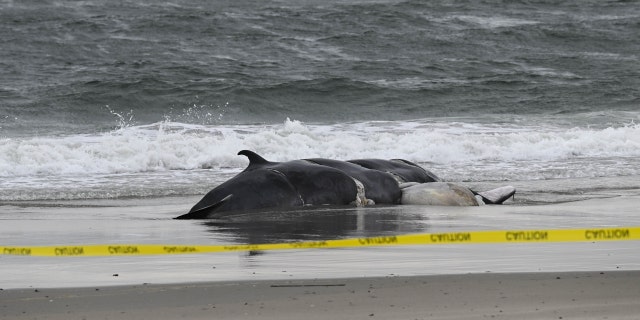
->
xmin=175 ymin=194 xmax=233 ymax=219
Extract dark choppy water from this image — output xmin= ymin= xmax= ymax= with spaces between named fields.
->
xmin=1 ymin=0 xmax=639 ymax=202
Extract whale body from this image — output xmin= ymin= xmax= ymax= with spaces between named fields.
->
xmin=400 ymin=182 xmax=481 ymax=206
xmin=178 ymin=150 xmax=359 ymax=219
xmin=175 ymin=150 xmax=515 ymax=219
xmin=305 ymin=158 xmax=402 ymax=204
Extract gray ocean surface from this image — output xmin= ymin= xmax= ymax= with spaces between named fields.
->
xmin=1 ymin=0 xmax=639 ymax=203
xmin=2 ymin=0 xmax=639 ymax=131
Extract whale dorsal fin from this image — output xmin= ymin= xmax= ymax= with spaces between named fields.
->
xmin=238 ymin=150 xmax=270 ymax=170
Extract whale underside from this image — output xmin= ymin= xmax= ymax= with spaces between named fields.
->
xmin=175 ymin=150 xmax=515 ymax=219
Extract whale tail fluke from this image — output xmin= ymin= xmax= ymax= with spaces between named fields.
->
xmin=475 ymin=186 xmax=516 ymax=204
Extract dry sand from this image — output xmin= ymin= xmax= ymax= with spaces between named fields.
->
xmin=2 ymin=271 xmax=639 ymax=320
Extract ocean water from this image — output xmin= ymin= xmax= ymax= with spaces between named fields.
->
xmin=1 ymin=0 xmax=639 ymax=205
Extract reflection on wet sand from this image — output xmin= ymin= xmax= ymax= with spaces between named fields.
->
xmin=201 ymin=206 xmax=430 ymax=244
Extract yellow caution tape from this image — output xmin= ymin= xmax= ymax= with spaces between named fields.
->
xmin=2 ymin=226 xmax=639 ymax=257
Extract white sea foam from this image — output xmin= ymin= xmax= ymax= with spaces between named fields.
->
xmin=365 ymin=77 xmax=470 ymax=90
xmin=2 ymin=116 xmax=639 ymax=201
xmin=446 ymin=15 xmax=539 ymax=29
xmin=1 ymin=118 xmax=639 ymax=179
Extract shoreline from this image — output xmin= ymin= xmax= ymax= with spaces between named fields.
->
xmin=2 ymin=195 xmax=640 ymax=290
xmin=3 ymin=271 xmax=639 ymax=319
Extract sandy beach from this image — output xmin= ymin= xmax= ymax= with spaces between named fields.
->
xmin=3 ymin=271 xmax=639 ymax=320
xmin=2 ymin=195 xmax=640 ymax=319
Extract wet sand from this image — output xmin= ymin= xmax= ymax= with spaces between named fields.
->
xmin=3 ymin=195 xmax=640 ymax=289
xmin=2 ymin=194 xmax=640 ymax=318
xmin=3 ymin=271 xmax=639 ymax=320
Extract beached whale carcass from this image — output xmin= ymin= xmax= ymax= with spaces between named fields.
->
xmin=399 ymin=182 xmax=515 ymax=206
xmin=175 ymin=150 xmax=515 ymax=219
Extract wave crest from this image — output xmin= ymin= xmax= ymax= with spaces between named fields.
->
xmin=1 ymin=118 xmax=639 ymax=178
